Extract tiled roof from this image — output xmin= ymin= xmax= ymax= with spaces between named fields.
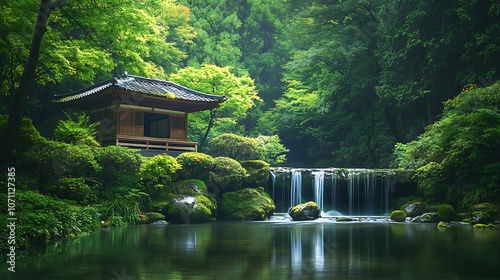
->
xmin=54 ymin=74 xmax=226 ymax=104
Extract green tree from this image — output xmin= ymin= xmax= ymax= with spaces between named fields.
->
xmin=53 ymin=112 xmax=100 ymax=147
xmin=170 ymin=64 xmax=260 ymax=151
xmin=0 ymin=0 xmax=195 ymax=172
xmin=394 ymin=83 xmax=500 ymax=206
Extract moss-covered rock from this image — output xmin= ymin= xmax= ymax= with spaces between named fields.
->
xmin=219 ymin=188 xmax=275 ymax=221
xmin=401 ymin=203 xmax=426 ymax=217
xmin=240 ymin=160 xmax=270 ymax=188
xmin=209 ymin=157 xmax=247 ymax=194
xmin=411 ymin=212 xmax=439 ymax=223
xmin=470 ymin=203 xmax=499 ymax=224
xmin=437 ymin=221 xmax=450 ymax=228
xmin=137 ymin=212 xmax=166 ymax=224
xmin=289 ymin=201 xmax=321 ymax=221
xmin=473 ymin=223 xmax=496 ymax=229
xmin=173 ymin=179 xmax=208 ymax=196
xmin=166 ymin=195 xmax=215 ymax=224
xmin=176 ymin=152 xmax=214 ymax=181
xmin=390 ymin=210 xmax=406 ymax=222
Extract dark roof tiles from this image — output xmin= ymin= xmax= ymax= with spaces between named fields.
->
xmin=54 ymin=74 xmax=226 ymax=104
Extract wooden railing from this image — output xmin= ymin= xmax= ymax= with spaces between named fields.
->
xmin=116 ymin=135 xmax=197 ymax=152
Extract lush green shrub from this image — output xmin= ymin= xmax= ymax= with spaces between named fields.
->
xmin=209 ymin=157 xmax=247 ymax=193
xmin=140 ymin=154 xmax=181 ymax=198
xmin=48 ymin=177 xmax=97 ymax=203
xmin=21 ymin=140 xmax=100 ymax=191
xmin=209 ymin=133 xmax=259 ymax=161
xmin=176 ymin=152 xmax=214 ymax=181
xmin=256 ymin=135 xmax=289 ymax=165
xmin=435 ymin=204 xmax=455 ymax=222
xmin=208 ymin=133 xmax=289 ymax=165
xmin=0 ymin=115 xmax=44 ymax=154
xmin=0 ymin=191 xmax=101 ymax=250
xmin=101 ymin=195 xmax=144 ymax=226
xmin=54 ymin=112 xmax=100 ymax=147
xmin=140 ymin=154 xmax=180 ymax=183
xmin=394 ymin=83 xmax=500 ymax=206
xmin=96 ymin=146 xmax=142 ymax=199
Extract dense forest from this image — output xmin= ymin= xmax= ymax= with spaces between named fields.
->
xmin=1 ymin=0 xmax=499 ymax=168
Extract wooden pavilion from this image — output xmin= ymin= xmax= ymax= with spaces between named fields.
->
xmin=53 ymin=73 xmax=226 ymax=156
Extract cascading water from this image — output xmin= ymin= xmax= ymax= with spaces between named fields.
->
xmin=313 ymin=171 xmax=325 ymax=214
xmin=269 ymin=168 xmax=395 ymax=216
xmin=290 ymin=170 xmax=302 ymax=212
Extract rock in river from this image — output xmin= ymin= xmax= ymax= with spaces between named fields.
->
xmin=289 ymin=201 xmax=321 ymax=221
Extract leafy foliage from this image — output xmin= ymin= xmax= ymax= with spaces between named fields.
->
xmin=255 ymin=135 xmax=289 ymax=165
xmin=140 ymin=154 xmax=181 ymax=198
xmin=209 ymin=133 xmax=259 ymax=161
xmin=48 ymin=177 xmax=97 ymax=204
xmin=394 ymin=83 xmax=500 ymax=206
xmin=54 ymin=112 xmax=100 ymax=147
xmin=170 ymin=64 xmax=260 ymax=151
xmin=96 ymin=146 xmax=143 ymax=199
xmin=209 ymin=133 xmax=289 ymax=165
xmin=0 ymin=191 xmax=101 ymax=250
xmin=176 ymin=152 xmax=214 ymax=181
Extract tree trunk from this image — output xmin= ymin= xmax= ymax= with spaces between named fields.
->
xmin=0 ymin=0 xmax=62 ymax=173
xmin=198 ymin=109 xmax=217 ymax=152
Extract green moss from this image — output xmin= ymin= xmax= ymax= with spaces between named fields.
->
xmin=391 ymin=210 xmax=406 ymax=222
xmin=437 ymin=221 xmax=450 ymax=228
xmin=173 ymin=179 xmax=208 ymax=196
xmin=165 ymin=196 xmax=215 ymax=224
xmin=209 ymin=157 xmax=247 ymax=193
xmin=473 ymin=223 xmax=496 ymax=229
xmin=219 ymin=188 xmax=275 ymax=221
xmin=240 ymin=160 xmax=270 ymax=188
xmin=289 ymin=201 xmax=321 ymax=221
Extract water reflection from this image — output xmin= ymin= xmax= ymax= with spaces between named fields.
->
xmin=2 ymin=222 xmax=499 ymax=280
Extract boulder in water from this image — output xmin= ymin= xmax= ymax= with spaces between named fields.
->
xmin=390 ymin=210 xmax=406 ymax=222
xmin=401 ymin=203 xmax=426 ymax=217
xmin=411 ymin=212 xmax=439 ymax=223
xmin=166 ymin=195 xmax=215 ymax=224
xmin=289 ymin=201 xmax=321 ymax=221
xmin=219 ymin=187 xmax=275 ymax=221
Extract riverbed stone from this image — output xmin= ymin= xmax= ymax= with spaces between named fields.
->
xmin=289 ymin=201 xmax=321 ymax=221
xmin=390 ymin=210 xmax=406 ymax=222
xmin=219 ymin=187 xmax=275 ymax=221
xmin=401 ymin=203 xmax=426 ymax=217
xmin=411 ymin=212 xmax=439 ymax=223
xmin=166 ymin=195 xmax=215 ymax=224
xmin=240 ymin=160 xmax=270 ymax=188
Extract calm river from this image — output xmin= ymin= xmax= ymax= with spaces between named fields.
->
xmin=3 ymin=219 xmax=499 ymax=280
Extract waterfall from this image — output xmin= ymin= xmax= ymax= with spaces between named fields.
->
xmin=269 ymin=168 xmax=395 ymax=216
xmin=290 ymin=170 xmax=302 ymax=210
xmin=270 ymin=171 xmax=276 ymax=201
xmin=313 ymin=171 xmax=325 ymax=213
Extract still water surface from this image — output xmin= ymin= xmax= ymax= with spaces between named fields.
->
xmin=3 ymin=219 xmax=500 ymax=280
